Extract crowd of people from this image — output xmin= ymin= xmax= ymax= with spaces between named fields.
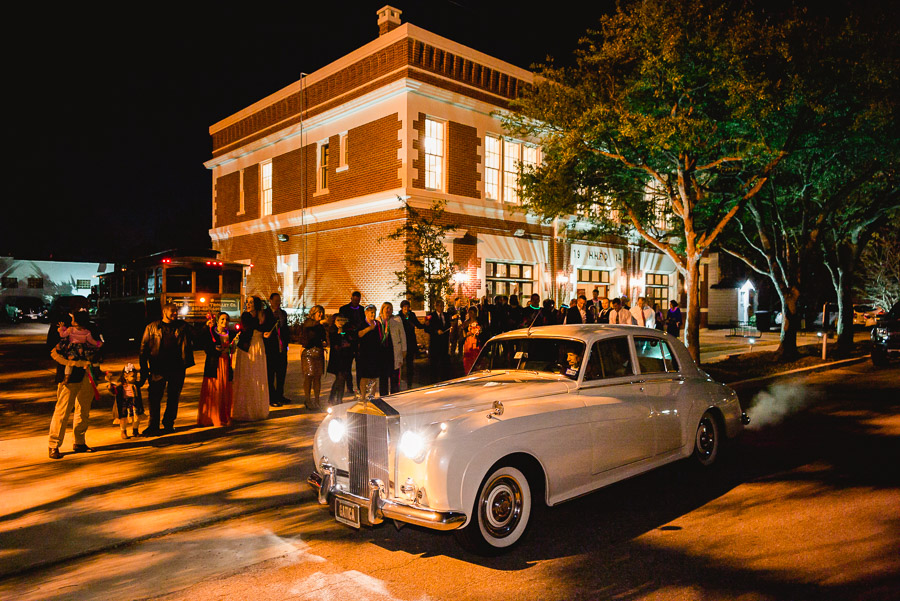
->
xmin=44 ymin=288 xmax=683 ymax=460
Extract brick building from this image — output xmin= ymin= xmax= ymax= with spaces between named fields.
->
xmin=205 ymin=6 xmax=680 ymax=316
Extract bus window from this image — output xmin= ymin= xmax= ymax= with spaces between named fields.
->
xmin=196 ymin=268 xmax=219 ymax=293
xmin=222 ymin=270 xmax=242 ymax=294
xmin=166 ymin=268 xmax=192 ymax=293
xmin=147 ymin=269 xmax=155 ymax=295
xmin=139 ymin=270 xmax=147 ymax=295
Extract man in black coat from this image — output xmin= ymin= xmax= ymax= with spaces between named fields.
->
xmin=339 ymin=291 xmax=366 ymax=394
xmin=426 ymin=299 xmax=453 ymax=383
xmin=139 ymin=302 xmax=194 ymax=436
xmin=262 ymin=292 xmax=289 ymax=406
xmin=565 ymin=295 xmax=595 ymax=324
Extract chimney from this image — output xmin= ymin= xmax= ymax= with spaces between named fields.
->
xmin=377 ymin=5 xmax=402 ymax=36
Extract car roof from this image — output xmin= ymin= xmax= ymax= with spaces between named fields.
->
xmin=494 ymin=324 xmax=666 ymax=340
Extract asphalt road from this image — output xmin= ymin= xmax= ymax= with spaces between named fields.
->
xmin=1 ymin=323 xmax=897 ymax=601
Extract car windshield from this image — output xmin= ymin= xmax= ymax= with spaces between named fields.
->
xmin=471 ymin=337 xmax=586 ymax=380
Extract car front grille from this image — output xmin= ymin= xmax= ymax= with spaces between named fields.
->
xmin=347 ymin=411 xmax=390 ymax=498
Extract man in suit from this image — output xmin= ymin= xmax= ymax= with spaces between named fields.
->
xmin=565 ymin=295 xmax=595 ymax=324
xmin=609 ymin=297 xmax=635 ymax=325
xmin=597 ymin=297 xmax=613 ymax=323
xmin=426 ymin=299 xmax=453 ymax=383
xmin=263 ymin=292 xmax=289 ymax=406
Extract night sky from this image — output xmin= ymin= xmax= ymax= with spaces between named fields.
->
xmin=6 ymin=1 xmax=853 ymax=263
xmin=5 ymin=1 xmax=617 ymax=263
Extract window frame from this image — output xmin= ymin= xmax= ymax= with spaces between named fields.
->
xmin=337 ymin=132 xmax=349 ymax=172
xmin=260 ymin=159 xmax=273 ymax=216
xmin=583 ymin=336 xmax=636 ymax=382
xmin=484 ymin=134 xmax=540 ymax=204
xmin=423 ymin=117 xmax=445 ymax=191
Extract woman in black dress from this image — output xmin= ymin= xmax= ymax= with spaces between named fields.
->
xmin=355 ymin=304 xmax=380 ymax=399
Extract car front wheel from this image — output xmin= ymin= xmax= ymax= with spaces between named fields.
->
xmin=692 ymin=411 xmax=720 ymax=468
xmin=456 ymin=465 xmax=532 ymax=555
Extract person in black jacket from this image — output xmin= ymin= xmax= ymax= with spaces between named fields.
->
xmin=262 ymin=292 xmax=289 ymax=406
xmin=426 ymin=299 xmax=453 ymax=383
xmin=139 ymin=302 xmax=195 ymax=436
xmin=566 ymin=295 xmax=595 ymax=324
xmin=398 ymin=300 xmax=424 ymax=389
xmin=338 ymin=291 xmax=366 ymax=394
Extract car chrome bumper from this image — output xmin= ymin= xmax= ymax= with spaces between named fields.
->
xmin=308 ymin=463 xmax=467 ymax=532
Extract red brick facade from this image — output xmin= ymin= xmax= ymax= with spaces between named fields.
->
xmin=207 ymin=12 xmax=680 ymax=314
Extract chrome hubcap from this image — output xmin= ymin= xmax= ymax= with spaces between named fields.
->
xmin=481 ymin=476 xmax=522 ymax=538
xmin=696 ymin=417 xmax=715 ymax=459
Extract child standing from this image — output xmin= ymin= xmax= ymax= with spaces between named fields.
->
xmin=52 ymin=311 xmax=103 ymax=384
xmin=326 ymin=315 xmax=354 ymax=405
xmin=107 ymin=364 xmax=144 ymax=439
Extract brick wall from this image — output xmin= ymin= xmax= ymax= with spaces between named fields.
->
xmin=214 ymin=171 xmax=240 ymax=227
xmin=213 ymin=210 xmax=408 ymax=311
xmin=447 ymin=121 xmax=481 ymax=199
xmin=411 ymin=113 xmax=427 ymax=190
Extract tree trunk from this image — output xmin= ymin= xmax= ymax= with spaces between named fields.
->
xmin=776 ymin=286 xmax=801 ymax=360
xmin=834 ymin=263 xmax=856 ymax=357
xmin=683 ymin=256 xmax=702 ymax=365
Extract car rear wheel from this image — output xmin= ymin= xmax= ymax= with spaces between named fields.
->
xmin=692 ymin=411 xmax=720 ymax=468
xmin=456 ymin=465 xmax=532 ymax=555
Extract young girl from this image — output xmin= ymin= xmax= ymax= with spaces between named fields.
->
xmin=52 ymin=311 xmax=103 ymax=384
xmin=107 ymin=364 xmax=144 ymax=439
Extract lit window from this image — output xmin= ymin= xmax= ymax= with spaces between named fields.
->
xmin=318 ymin=142 xmax=329 ymax=191
xmin=424 ymin=118 xmax=444 ymax=190
xmin=27 ymin=277 xmax=44 ymax=289
xmin=1 ymin=277 xmax=17 ymax=289
xmin=76 ymin=279 xmax=91 ymax=290
xmin=503 ymin=140 xmax=521 ymax=204
xmin=486 ymin=135 xmax=541 ymax=204
xmin=485 ymin=135 xmax=501 ymax=200
xmin=260 ymin=160 xmax=273 ymax=216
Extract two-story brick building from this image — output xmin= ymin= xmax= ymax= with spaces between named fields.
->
xmin=205 ymin=6 xmax=681 ymax=315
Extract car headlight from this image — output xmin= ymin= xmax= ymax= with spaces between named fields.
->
xmin=327 ymin=418 xmax=346 ymax=443
xmin=399 ymin=430 xmax=428 ymax=463
xmin=875 ymin=327 xmax=888 ymax=339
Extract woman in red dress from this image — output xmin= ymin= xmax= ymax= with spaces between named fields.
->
xmin=198 ymin=312 xmax=237 ymax=427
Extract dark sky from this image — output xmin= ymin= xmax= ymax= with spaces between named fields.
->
xmin=4 ymin=1 xmax=616 ymax=262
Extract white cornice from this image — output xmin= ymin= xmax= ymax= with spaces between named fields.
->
xmin=204 ymin=78 xmax=410 ymax=170
xmin=209 ymin=191 xmax=407 ymax=241
xmin=209 ymin=22 xmax=533 ymax=136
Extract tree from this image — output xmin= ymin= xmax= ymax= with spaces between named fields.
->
xmin=722 ymin=9 xmax=899 ymax=358
xmin=505 ymin=0 xmax=795 ymax=363
xmin=856 ymin=222 xmax=900 ymax=312
xmin=383 ymin=198 xmax=458 ymax=308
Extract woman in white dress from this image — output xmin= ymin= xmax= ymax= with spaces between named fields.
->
xmin=232 ymin=295 xmax=270 ymax=422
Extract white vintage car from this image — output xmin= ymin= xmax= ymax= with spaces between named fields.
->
xmin=308 ymin=324 xmax=749 ymax=554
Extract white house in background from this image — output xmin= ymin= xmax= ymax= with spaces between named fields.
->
xmin=702 ymin=252 xmax=760 ymax=327
xmin=0 ymin=257 xmax=110 ymax=304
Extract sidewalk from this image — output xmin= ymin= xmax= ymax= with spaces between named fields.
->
xmin=0 ymin=324 xmax=863 ymax=583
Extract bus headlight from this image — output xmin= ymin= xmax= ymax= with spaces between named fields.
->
xmin=327 ymin=418 xmax=346 ymax=443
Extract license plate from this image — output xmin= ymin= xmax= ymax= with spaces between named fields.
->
xmin=335 ymin=498 xmax=360 ymax=528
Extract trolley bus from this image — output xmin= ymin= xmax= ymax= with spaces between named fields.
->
xmin=97 ymin=250 xmax=244 ymax=342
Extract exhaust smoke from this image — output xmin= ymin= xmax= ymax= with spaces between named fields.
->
xmin=746 ymin=382 xmax=816 ymax=429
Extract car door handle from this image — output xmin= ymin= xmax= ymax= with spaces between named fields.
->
xmin=630 ymin=379 xmax=645 ymax=385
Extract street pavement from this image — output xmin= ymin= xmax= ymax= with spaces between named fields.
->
xmin=0 ymin=322 xmax=895 ymax=600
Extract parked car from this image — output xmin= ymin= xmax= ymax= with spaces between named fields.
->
xmin=10 ymin=296 xmax=48 ymax=322
xmin=308 ymin=325 xmax=749 ymax=555
xmin=871 ymin=302 xmax=900 ymax=366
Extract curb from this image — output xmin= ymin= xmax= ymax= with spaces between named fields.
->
xmin=728 ymin=355 xmax=870 ymax=388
